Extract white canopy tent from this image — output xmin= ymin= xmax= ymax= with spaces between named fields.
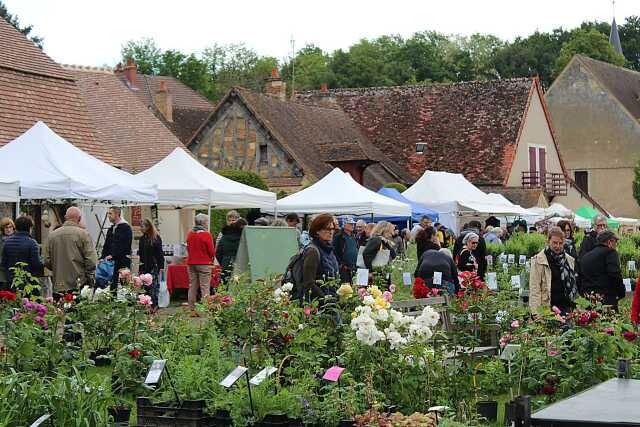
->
xmin=274 ymin=168 xmax=411 ymax=216
xmin=402 ymin=171 xmax=531 ymax=231
xmin=487 ymin=193 xmax=544 ymax=225
xmin=0 ymin=174 xmax=19 ymax=202
xmin=136 ymin=147 xmax=277 ymax=209
xmin=0 ymin=122 xmax=157 ymax=203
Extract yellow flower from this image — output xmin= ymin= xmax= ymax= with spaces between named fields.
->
xmin=351 ymin=311 xmax=357 ymax=319
xmin=337 ymin=284 xmax=354 ymax=298
xmin=374 ymin=297 xmax=390 ymax=310
xmin=370 ymin=286 xmax=382 ymax=299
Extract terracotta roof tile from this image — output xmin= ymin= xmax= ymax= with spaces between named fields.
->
xmin=71 ymin=70 xmax=185 ymax=173
xmin=0 ymin=18 xmax=72 ymax=80
xmin=295 ymin=79 xmax=535 ymax=186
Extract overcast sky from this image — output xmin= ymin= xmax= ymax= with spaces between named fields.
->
xmin=5 ymin=0 xmax=636 ymax=67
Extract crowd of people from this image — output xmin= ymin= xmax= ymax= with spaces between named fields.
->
xmin=0 ymin=206 xmax=634 ymax=320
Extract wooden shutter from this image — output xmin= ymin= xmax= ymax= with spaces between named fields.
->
xmin=538 ymin=147 xmax=546 ymax=188
xmin=528 ymin=146 xmax=537 ymax=185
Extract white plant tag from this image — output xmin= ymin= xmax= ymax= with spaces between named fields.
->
xmin=249 ymin=367 xmax=277 ymax=386
xmin=502 ymin=263 xmax=509 ymax=272
xmin=508 ymin=254 xmax=515 ymax=264
xmin=624 ymin=278 xmax=632 ymax=293
xmin=402 ymin=272 xmax=412 ymax=286
xmin=511 ymin=275 xmax=520 ymax=287
xmin=519 ymin=255 xmax=527 ymax=265
xmin=220 ymin=366 xmax=248 ymax=388
xmin=487 ymin=272 xmax=497 ymax=290
xmin=433 ymin=271 xmax=442 ymax=285
xmin=486 ymin=255 xmax=493 ymax=266
xmin=628 ymin=261 xmax=636 ymax=272
xmin=356 ymin=268 xmax=369 ymax=287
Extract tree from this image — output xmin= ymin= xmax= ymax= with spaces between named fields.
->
xmin=620 ymin=16 xmax=640 ymax=70
xmin=633 ymin=160 xmax=640 ymax=208
xmin=121 ymin=38 xmax=162 ymax=75
xmin=281 ymin=44 xmax=335 ymax=92
xmin=0 ymin=0 xmax=43 ymax=48
xmin=157 ymin=50 xmax=214 ymax=99
xmin=330 ymin=39 xmax=396 ymax=88
xmin=553 ymin=28 xmax=626 ymax=77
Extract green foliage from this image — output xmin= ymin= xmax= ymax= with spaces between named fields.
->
xmin=121 ymin=37 xmax=162 ymax=75
xmin=486 ymin=232 xmax=547 ymax=259
xmin=383 ymin=182 xmax=407 ymax=193
xmin=0 ymin=0 xmax=43 ymax=48
xmin=281 ymin=44 xmax=336 ymax=92
xmin=554 ymin=28 xmax=626 ymax=77
xmin=620 ymin=16 xmax=640 ymax=70
xmin=633 ymin=161 xmax=640 ymax=209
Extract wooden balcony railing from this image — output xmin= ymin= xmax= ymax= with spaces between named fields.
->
xmin=522 ymin=171 xmax=567 ymax=196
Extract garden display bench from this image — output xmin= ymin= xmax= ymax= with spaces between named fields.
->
xmin=391 ymin=297 xmax=498 ymax=359
xmin=507 ymin=379 xmax=640 ymax=427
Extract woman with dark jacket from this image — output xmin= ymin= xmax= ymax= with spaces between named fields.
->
xmin=300 ymin=214 xmax=339 ymax=301
xmin=414 ymin=236 xmax=459 ymax=294
xmin=415 ymin=225 xmax=438 ymax=261
xmin=216 ymin=218 xmax=247 ymax=282
xmin=138 ymin=219 xmax=164 ymax=312
xmin=456 ymin=232 xmax=479 ymax=273
xmin=557 ymin=220 xmax=578 ymax=260
xmin=362 ymin=221 xmax=396 ymax=270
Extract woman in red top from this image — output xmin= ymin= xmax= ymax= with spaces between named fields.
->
xmin=186 ymin=213 xmax=215 ymax=315
xmin=631 ymin=277 xmax=640 ymax=325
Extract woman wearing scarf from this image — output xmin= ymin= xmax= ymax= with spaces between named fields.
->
xmin=557 ymin=220 xmax=578 ymax=260
xmin=300 ymin=214 xmax=339 ymax=302
xmin=529 ymin=226 xmax=578 ymax=314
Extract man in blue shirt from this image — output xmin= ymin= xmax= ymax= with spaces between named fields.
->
xmin=333 ymin=216 xmax=358 ymax=284
xmin=1 ymin=215 xmax=43 ymax=288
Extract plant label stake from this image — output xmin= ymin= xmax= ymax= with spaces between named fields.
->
xmin=402 ymin=272 xmax=412 ymax=286
xmin=219 ymin=366 xmax=248 ymax=388
xmin=629 ymin=261 xmax=636 ymax=272
xmin=29 ymin=414 xmax=50 ymax=427
xmin=356 ymin=268 xmax=369 ymax=287
xmin=510 ymin=275 xmax=520 ymax=288
xmin=487 ymin=272 xmax=497 ymax=290
xmin=624 ymin=278 xmax=632 ymax=293
xmin=508 ymin=254 xmax=515 ymax=264
xmin=249 ymin=366 xmax=277 ymax=385
xmin=486 ymin=255 xmax=493 ymax=266
xmin=502 ymin=263 xmax=509 ymax=273
xmin=433 ymin=271 xmax=442 ymax=286
xmin=243 ymin=360 xmax=256 ymax=417
xmin=145 ymin=359 xmax=166 ymax=385
xmin=323 ymin=366 xmax=345 ymax=413
xmin=499 ymin=254 xmax=507 ymax=264
xmin=518 ymin=255 xmax=526 ymax=265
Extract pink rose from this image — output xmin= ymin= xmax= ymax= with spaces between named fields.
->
xmin=118 ymin=269 xmax=131 ymax=280
xmin=382 ymin=291 xmax=393 ymax=302
xmin=357 ymin=288 xmax=367 ymax=299
xmin=138 ymin=294 xmax=152 ymax=305
xmin=141 ymin=274 xmax=153 ymax=286
xmin=389 ymin=284 xmax=396 ymax=293
xmin=552 ymin=306 xmax=561 ymax=315
xmin=511 ymin=320 xmax=520 ymax=328
xmin=221 ymin=295 xmax=232 ymax=304
xmin=133 ymin=277 xmax=142 ymax=289
xmin=303 ymin=307 xmax=311 ymax=316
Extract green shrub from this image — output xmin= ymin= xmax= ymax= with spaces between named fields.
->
xmin=486 ymin=232 xmax=546 ymax=259
xmin=383 ymin=182 xmax=407 ymax=192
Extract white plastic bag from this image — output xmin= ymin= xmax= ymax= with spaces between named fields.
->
xmin=158 ymin=270 xmax=170 ymax=308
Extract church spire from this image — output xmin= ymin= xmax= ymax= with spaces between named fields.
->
xmin=609 ymin=2 xmax=623 ymax=56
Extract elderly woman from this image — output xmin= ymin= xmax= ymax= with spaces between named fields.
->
xmin=557 ymin=220 xmax=578 ymax=260
xmin=456 ymin=232 xmax=479 ymax=273
xmin=362 ymin=221 xmax=396 ymax=270
xmin=529 ymin=226 xmax=577 ymax=313
xmin=0 ymin=218 xmax=15 ymax=290
xmin=300 ymin=213 xmax=339 ymax=301
xmin=186 ymin=213 xmax=215 ymax=315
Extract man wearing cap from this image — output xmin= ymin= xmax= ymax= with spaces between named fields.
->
xmin=580 ymin=230 xmax=625 ymax=310
xmin=333 ymin=216 xmax=358 ymax=283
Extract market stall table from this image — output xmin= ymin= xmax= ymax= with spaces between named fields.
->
xmin=166 ymin=263 xmax=220 ymax=294
xmin=530 ymin=378 xmax=640 ymax=426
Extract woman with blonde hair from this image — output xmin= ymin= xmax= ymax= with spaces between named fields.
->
xmin=362 ymin=221 xmax=396 ymax=270
xmin=0 ymin=218 xmax=15 ymax=290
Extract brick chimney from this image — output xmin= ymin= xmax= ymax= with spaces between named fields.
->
xmin=154 ymin=81 xmax=173 ymax=123
xmin=123 ymin=58 xmax=138 ymax=90
xmin=265 ymin=68 xmax=286 ymax=101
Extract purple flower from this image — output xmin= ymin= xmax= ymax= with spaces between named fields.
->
xmin=34 ymin=316 xmax=48 ymax=329
xmin=35 ymin=304 xmax=47 ymax=316
xmin=11 ymin=312 xmax=22 ymax=321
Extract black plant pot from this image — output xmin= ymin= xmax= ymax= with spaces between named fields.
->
xmin=476 ymin=400 xmax=498 ymax=421
xmin=338 ymin=421 xmax=355 ymax=427
xmin=213 ymin=409 xmax=233 ymax=426
xmin=89 ymin=348 xmax=111 ymax=366
xmin=257 ymin=413 xmax=289 ymax=426
xmin=287 ymin=417 xmax=303 ymax=427
xmin=108 ymin=406 xmax=131 ymax=422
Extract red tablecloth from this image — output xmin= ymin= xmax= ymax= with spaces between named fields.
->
xmin=166 ymin=264 xmax=220 ymax=294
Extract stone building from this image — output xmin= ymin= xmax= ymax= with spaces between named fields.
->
xmin=546 ymin=55 xmax=640 ymax=218
xmin=188 ymin=71 xmax=411 ymax=193
xmin=295 ymin=78 xmax=602 ymax=211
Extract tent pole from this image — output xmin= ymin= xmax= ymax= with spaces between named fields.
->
xmin=15 ymin=198 xmax=20 ymax=219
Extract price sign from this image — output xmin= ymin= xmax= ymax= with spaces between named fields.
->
xmin=628 ymin=261 xmax=636 ymax=272
xmin=487 ymin=272 xmax=497 ymax=290
xmin=356 ymin=269 xmax=369 ymax=287
xmin=511 ymin=275 xmax=521 ymax=288
xmin=402 ymin=272 xmax=412 ymax=286
xmin=508 ymin=254 xmax=515 ymax=264
xmin=519 ymin=255 xmax=527 ymax=265
xmin=145 ymin=360 xmax=166 ymax=385
xmin=433 ymin=271 xmax=442 ymax=285
xmin=499 ymin=254 xmax=507 ymax=264
xmin=249 ymin=367 xmax=277 ymax=386
xmin=624 ymin=278 xmax=632 ymax=293
xmin=502 ymin=263 xmax=509 ymax=272
xmin=486 ymin=255 xmax=493 ymax=266
xmin=220 ymin=366 xmax=248 ymax=388
xmin=323 ymin=366 xmax=345 ymax=382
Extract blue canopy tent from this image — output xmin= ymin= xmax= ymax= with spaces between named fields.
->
xmin=368 ymin=188 xmax=439 ymax=226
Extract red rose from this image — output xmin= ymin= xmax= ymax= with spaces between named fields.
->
xmin=64 ymin=293 xmax=74 ymax=302
xmin=455 ymin=290 xmax=465 ymax=298
xmin=0 ymin=291 xmax=17 ymax=301
xmin=414 ymin=277 xmax=425 ymax=287
xmin=128 ymin=349 xmax=141 ymax=358
xmin=282 ymin=311 xmax=289 ymax=319
xmin=622 ymin=331 xmax=637 ymax=342
xmin=596 ymin=356 xmax=604 ymax=364
xmin=283 ymin=334 xmax=293 ymax=344
xmin=542 ymin=385 xmax=556 ymax=395
xmin=590 ymin=311 xmax=599 ymax=320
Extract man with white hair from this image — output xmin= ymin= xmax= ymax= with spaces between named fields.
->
xmin=45 ymin=206 xmax=97 ymax=292
xmin=579 ymin=214 xmax=608 ymax=259
xmin=186 ymin=213 xmax=215 ymax=315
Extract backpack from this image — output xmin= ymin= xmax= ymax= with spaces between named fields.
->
xmin=282 ymin=244 xmax=317 ymax=299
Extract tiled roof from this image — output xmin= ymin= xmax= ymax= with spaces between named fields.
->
xmin=295 ymin=78 xmax=536 ymax=186
xmin=71 ymin=69 xmax=185 ymax=173
xmin=574 ymin=55 xmax=640 ymax=120
xmin=482 ymin=186 xmax=547 ymax=209
xmin=120 ymin=74 xmax=215 ymax=144
xmin=0 ymin=18 xmax=71 ymax=80
xmin=0 ymin=19 xmax=110 ymax=163
xmin=192 ymin=87 xmax=412 ymax=187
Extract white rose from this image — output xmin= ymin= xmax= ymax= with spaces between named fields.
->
xmin=363 ymin=295 xmax=376 ymax=306
xmin=281 ymin=282 xmax=293 ymax=292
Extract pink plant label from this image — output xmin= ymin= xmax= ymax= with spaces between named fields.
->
xmin=323 ymin=366 xmax=345 ymax=382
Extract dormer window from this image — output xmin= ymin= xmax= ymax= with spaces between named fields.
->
xmin=416 ymin=143 xmax=426 ymax=154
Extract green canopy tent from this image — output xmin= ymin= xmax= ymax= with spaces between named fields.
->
xmin=575 ymin=205 xmax=619 ymax=228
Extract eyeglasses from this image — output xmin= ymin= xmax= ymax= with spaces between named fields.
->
xmin=596 ymin=223 xmax=607 ymax=229
xmin=469 ymin=241 xmax=479 ymax=245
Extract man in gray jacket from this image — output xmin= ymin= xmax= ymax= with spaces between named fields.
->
xmin=45 ymin=207 xmax=97 ymax=292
